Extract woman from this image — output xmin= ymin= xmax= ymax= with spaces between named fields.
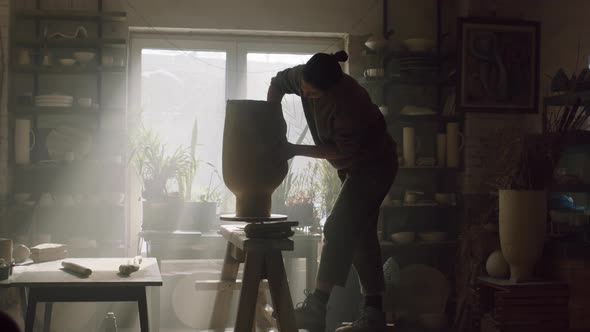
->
xmin=267 ymin=51 xmax=397 ymax=332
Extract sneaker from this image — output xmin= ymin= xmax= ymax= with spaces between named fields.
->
xmin=293 ymin=289 xmax=327 ymax=331
xmin=335 ymin=306 xmax=388 ymax=332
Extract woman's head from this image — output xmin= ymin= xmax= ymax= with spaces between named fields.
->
xmin=302 ymin=51 xmax=348 ymax=97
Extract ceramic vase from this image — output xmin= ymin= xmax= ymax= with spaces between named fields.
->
xmin=499 ymin=190 xmax=547 ymax=282
xmin=222 ymin=100 xmax=288 ymax=217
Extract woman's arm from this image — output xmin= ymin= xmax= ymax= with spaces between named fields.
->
xmin=267 ymin=84 xmax=285 ymax=103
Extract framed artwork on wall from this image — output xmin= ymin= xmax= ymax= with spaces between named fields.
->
xmin=457 ymin=17 xmax=540 ymax=113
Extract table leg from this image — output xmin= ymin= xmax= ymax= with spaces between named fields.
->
xmin=210 ymin=242 xmax=241 ymax=330
xmin=24 ymin=289 xmax=38 ymax=332
xmin=150 ymin=286 xmax=160 ymax=332
xmin=265 ymin=251 xmax=297 ymax=332
xmin=43 ymin=302 xmax=53 ymax=332
xmin=138 ymin=288 xmax=150 ymax=332
xmin=235 ymin=251 xmax=264 ymax=332
xmin=19 ymin=287 xmax=27 ymax=322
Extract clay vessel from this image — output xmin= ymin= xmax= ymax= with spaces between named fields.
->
xmin=499 ymin=190 xmax=547 ymax=282
xmin=222 ymin=100 xmax=288 ymax=217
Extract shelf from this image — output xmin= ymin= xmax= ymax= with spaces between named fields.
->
xmin=380 ymin=240 xmax=457 ymax=249
xmin=381 ymin=203 xmax=458 ymax=209
xmin=13 ymin=65 xmax=127 ymax=74
xmin=391 ymin=113 xmax=462 ymax=123
xmin=10 ymin=106 xmax=107 ymax=115
xmin=15 ymin=38 xmax=127 ymax=48
xmin=15 ymin=9 xmax=127 ymax=21
xmin=14 ymin=160 xmax=125 ymax=171
xmin=387 ymin=76 xmax=453 ymax=86
xmin=550 ymin=183 xmax=590 ymax=192
xmin=544 ymin=91 xmax=590 ymax=107
xmin=398 ymin=166 xmax=460 ymax=172
xmin=12 ymin=105 xmax=124 ymax=114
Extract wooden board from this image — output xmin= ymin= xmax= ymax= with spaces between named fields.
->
xmin=219 ymin=225 xmax=293 ymax=252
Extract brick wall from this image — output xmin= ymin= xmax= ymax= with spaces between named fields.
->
xmin=0 ymin=0 xmax=8 ymax=200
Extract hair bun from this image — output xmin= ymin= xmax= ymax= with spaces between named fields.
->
xmin=332 ymin=50 xmax=349 ymax=62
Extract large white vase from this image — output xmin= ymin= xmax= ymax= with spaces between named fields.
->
xmin=499 ymin=190 xmax=547 ymax=282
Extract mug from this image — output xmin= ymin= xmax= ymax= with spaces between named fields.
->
xmin=15 ymin=119 xmax=35 ymax=165
xmin=402 ymin=127 xmax=421 ymax=167
xmin=404 ymin=191 xmax=424 ymax=204
xmin=18 ymin=49 xmax=31 ymax=65
xmin=0 ymin=238 xmax=13 ymax=264
xmin=39 ymin=192 xmax=55 ymax=207
xmin=434 ymin=193 xmax=456 ymax=206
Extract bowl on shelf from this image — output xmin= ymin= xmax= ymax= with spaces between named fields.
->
xmin=418 ymin=231 xmax=447 ymax=242
xmin=58 ymin=58 xmax=76 ymax=66
xmin=364 ymin=35 xmax=389 ymax=51
xmin=391 ymin=231 xmax=416 ymax=244
xmin=404 ymin=38 xmax=436 ymax=52
xmin=378 ymin=105 xmax=389 ymax=115
xmin=73 ymin=51 xmax=95 ymax=64
xmin=363 ymin=68 xmax=385 ymax=78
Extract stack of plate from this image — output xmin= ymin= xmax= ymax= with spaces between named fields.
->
xmin=397 ymin=56 xmax=437 ymax=72
xmin=35 ymin=94 xmax=73 ymax=107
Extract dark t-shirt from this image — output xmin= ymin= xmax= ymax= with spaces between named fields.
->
xmin=270 ymin=65 xmax=396 ymax=170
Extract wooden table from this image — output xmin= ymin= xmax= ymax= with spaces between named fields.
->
xmin=0 ymin=258 xmax=163 ymax=332
xmin=211 ymin=225 xmax=297 ymax=332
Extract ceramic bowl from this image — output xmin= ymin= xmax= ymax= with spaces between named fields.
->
xmin=365 ymin=36 xmax=389 ymax=51
xmin=14 ymin=193 xmax=31 ymax=203
xmin=404 ymin=38 xmax=436 ymax=52
xmin=418 ymin=231 xmax=447 ymax=242
xmin=391 ymin=231 xmax=416 ymax=244
xmin=420 ymin=313 xmax=447 ymax=329
xmin=78 ymin=97 xmax=92 ymax=108
xmin=59 ymin=58 xmax=76 ymax=66
xmin=378 ymin=105 xmax=389 ymax=115
xmin=73 ymin=51 xmax=95 ymax=64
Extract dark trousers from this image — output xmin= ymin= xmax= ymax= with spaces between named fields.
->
xmin=317 ymin=158 xmax=397 ymax=294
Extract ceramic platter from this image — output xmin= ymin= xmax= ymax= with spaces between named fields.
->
xmin=395 ymin=264 xmax=450 ymax=319
xmin=46 ymin=126 xmax=92 ymax=160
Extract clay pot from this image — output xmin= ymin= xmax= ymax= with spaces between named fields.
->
xmin=499 ymin=190 xmax=547 ymax=282
xmin=222 ymin=100 xmax=288 ymax=217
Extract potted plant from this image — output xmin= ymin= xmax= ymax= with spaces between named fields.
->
xmin=131 ymin=125 xmax=196 ymax=230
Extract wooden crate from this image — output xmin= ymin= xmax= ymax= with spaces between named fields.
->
xmin=477 ymin=277 xmax=569 ymax=330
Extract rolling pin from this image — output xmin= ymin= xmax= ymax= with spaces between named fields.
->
xmin=61 ymin=261 xmax=92 ymax=277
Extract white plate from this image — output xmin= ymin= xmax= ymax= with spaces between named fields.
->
xmin=35 ymin=95 xmax=73 ymax=100
xmin=46 ymin=126 xmax=92 ymax=161
xmin=36 ymin=103 xmax=73 ymax=107
xmin=400 ymin=105 xmax=436 ymax=115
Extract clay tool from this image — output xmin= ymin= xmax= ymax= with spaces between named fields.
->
xmin=118 ymin=256 xmax=143 ymax=276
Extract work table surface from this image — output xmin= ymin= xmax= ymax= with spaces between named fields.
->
xmin=0 ymin=257 xmax=162 ymax=287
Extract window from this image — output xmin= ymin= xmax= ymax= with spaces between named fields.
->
xmin=130 ymin=33 xmax=343 ymax=213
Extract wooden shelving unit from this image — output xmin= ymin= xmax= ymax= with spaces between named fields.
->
xmin=7 ymin=0 xmax=129 ymax=257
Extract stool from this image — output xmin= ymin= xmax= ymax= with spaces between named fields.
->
xmin=209 ymin=224 xmax=297 ymax=332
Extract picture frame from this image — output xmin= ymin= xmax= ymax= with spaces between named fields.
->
xmin=457 ymin=17 xmax=540 ymax=113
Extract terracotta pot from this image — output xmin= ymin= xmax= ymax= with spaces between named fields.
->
xmin=222 ymin=100 xmax=288 ymax=217
xmin=499 ymin=190 xmax=547 ymax=282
